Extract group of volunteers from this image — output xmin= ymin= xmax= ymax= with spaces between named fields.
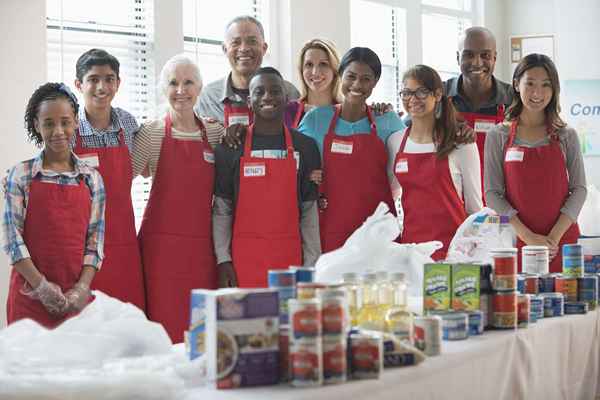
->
xmin=2 ymin=14 xmax=586 ymax=343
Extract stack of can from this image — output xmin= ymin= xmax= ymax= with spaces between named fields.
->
xmin=563 ymin=244 xmax=584 ymax=278
xmin=555 ymin=275 xmax=578 ymax=302
xmin=268 ymin=269 xmax=297 ymax=324
xmin=517 ymin=294 xmax=531 ymax=328
xmin=540 ymin=292 xmax=564 ymax=317
xmin=413 ymin=315 xmax=442 ymax=356
xmin=289 ymin=298 xmax=323 ymax=387
xmin=529 ymin=295 xmax=544 ymax=322
xmin=578 ymin=274 xmax=598 ymax=311
xmin=490 ymin=248 xmax=518 ymax=329
xmin=539 ymin=273 xmax=557 ymax=293
xmin=437 ymin=312 xmax=469 ymax=340
xmin=317 ymin=287 xmax=349 ymax=384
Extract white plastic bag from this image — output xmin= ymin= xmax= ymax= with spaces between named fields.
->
xmin=578 ymin=184 xmax=600 ymax=236
xmin=315 ymin=202 xmax=442 ymax=297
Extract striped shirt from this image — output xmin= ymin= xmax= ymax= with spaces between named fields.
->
xmin=2 ymin=151 xmax=106 ymax=269
xmin=73 ymin=107 xmax=139 ymax=153
xmin=132 ymin=117 xmax=225 ymax=178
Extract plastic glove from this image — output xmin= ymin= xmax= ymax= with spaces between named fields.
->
xmin=65 ymin=282 xmax=92 ymax=313
xmin=21 ymin=277 xmax=69 ymax=317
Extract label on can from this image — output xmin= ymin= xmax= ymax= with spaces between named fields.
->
xmin=322 ymin=338 xmax=347 ymax=383
xmin=290 ymin=341 xmax=323 ymax=387
xmin=289 ymin=299 xmax=322 ymax=339
xmin=517 ymin=294 xmax=531 ymax=328
xmin=413 ymin=316 xmax=442 ymax=356
xmin=493 ymin=292 xmax=517 ymax=328
xmin=555 ymin=277 xmax=578 ymax=302
xmin=268 ymin=269 xmax=296 ymax=288
xmin=350 ymin=334 xmax=383 ymax=379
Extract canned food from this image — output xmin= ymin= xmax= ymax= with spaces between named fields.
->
xmin=413 ymin=316 xmax=442 ymax=356
xmin=564 ymin=301 xmax=589 ymax=314
xmin=529 ymin=295 xmax=544 ymax=322
xmin=491 ymin=248 xmax=518 ymax=291
xmin=290 ymin=266 xmax=316 ymax=284
xmin=517 ymin=275 xmax=525 ymax=294
xmin=349 ymin=333 xmax=383 ymax=380
xmin=578 ymin=275 xmax=598 ymax=311
xmin=541 ymin=293 xmax=564 ymax=317
xmin=524 ymin=274 xmax=540 ymax=295
xmin=297 ymin=282 xmax=327 ymax=299
xmin=322 ymin=336 xmax=347 ymax=384
xmin=522 ymin=246 xmax=549 ymax=275
xmin=555 ymin=277 xmax=578 ymax=302
xmin=279 ymin=325 xmax=290 ymax=382
xmin=493 ymin=291 xmax=517 ymax=329
xmin=268 ymin=269 xmax=297 ymax=288
xmin=517 ymin=294 xmax=531 ymax=328
xmin=290 ymin=340 xmax=323 ymax=387
xmin=468 ymin=310 xmax=484 ymax=335
xmin=563 ymin=244 xmax=584 ymax=278
xmin=439 ymin=312 xmax=468 ymax=340
xmin=317 ymin=288 xmax=349 ymax=336
xmin=289 ymin=298 xmax=322 ymax=340
xmin=539 ymin=274 xmax=556 ymax=293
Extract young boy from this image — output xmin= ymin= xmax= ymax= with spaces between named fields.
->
xmin=72 ymin=49 xmax=145 ymax=310
xmin=213 ymin=67 xmax=321 ymax=288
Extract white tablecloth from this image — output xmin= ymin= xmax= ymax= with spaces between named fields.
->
xmin=184 ymin=309 xmax=600 ymax=400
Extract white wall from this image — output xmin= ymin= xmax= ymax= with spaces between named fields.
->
xmin=0 ymin=0 xmax=47 ymax=327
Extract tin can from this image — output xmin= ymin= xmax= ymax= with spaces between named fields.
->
xmin=517 ymin=294 xmax=531 ymax=328
xmin=349 ymin=332 xmax=383 ymax=379
xmin=439 ymin=312 xmax=469 ymax=340
xmin=317 ymin=288 xmax=349 ymax=336
xmin=579 ymin=237 xmax=600 ymax=274
xmin=555 ymin=276 xmax=578 ymax=302
xmin=529 ymin=295 xmax=543 ymax=322
xmin=562 ymin=244 xmax=584 ymax=278
xmin=491 ymin=248 xmax=518 ymax=291
xmin=479 ymin=292 xmax=493 ymax=329
xmin=493 ymin=291 xmax=517 ymax=329
xmin=279 ymin=325 xmax=290 ymax=382
xmin=539 ymin=274 xmax=556 ymax=293
xmin=297 ymin=282 xmax=327 ymax=299
xmin=564 ymin=301 xmax=589 ymax=314
xmin=289 ymin=298 xmax=322 ymax=340
xmin=524 ymin=274 xmax=539 ymax=295
xmin=578 ymin=274 xmax=598 ymax=311
xmin=322 ymin=336 xmax=347 ymax=384
xmin=541 ymin=293 xmax=564 ymax=317
xmin=268 ymin=269 xmax=297 ymax=288
xmin=517 ymin=275 xmax=525 ymax=294
xmin=468 ymin=310 xmax=484 ymax=335
xmin=290 ymin=340 xmax=323 ymax=387
xmin=522 ymin=246 xmax=549 ymax=275
xmin=413 ymin=315 xmax=442 ymax=356
xmin=290 ymin=266 xmax=316 ymax=284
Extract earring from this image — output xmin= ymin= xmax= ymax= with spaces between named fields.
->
xmin=434 ymin=101 xmax=442 ymax=119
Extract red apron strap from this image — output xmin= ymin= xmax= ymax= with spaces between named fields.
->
xmin=398 ymin=127 xmax=411 ymax=153
xmin=325 ymin=104 xmax=342 ymax=137
xmin=365 ymin=106 xmax=378 ymax=137
xmin=292 ymin=101 xmax=305 ymax=129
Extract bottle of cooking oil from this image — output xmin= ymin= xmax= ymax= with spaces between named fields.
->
xmin=376 ymin=270 xmax=394 ymax=318
xmin=342 ymin=272 xmax=362 ymax=327
xmin=385 ymin=272 xmax=413 ymax=343
xmin=357 ymin=271 xmax=384 ymax=331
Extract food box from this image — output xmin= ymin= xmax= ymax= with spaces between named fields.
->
xmin=188 ymin=288 xmax=280 ymax=389
xmin=451 ymin=264 xmax=481 ymax=311
xmin=423 ymin=263 xmax=451 ymax=312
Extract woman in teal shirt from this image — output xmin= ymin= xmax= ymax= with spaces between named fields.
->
xmin=298 ymin=47 xmax=405 ymax=253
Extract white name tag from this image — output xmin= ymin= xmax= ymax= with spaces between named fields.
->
xmin=228 ymin=114 xmax=250 ymax=126
xmin=203 ymin=150 xmax=214 ymax=163
xmin=293 ymin=151 xmax=300 ymax=170
xmin=331 ymin=139 xmax=353 ymax=154
xmin=243 ymin=162 xmax=266 ymax=177
xmin=395 ymin=158 xmax=408 ymax=173
xmin=474 ymin=120 xmax=497 ymax=133
xmin=505 ymin=148 xmax=525 ymax=162
xmin=79 ymin=153 xmax=99 ymax=168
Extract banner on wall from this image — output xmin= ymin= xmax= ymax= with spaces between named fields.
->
xmin=562 ymin=80 xmax=600 ymax=156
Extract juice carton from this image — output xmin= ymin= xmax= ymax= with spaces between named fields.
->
xmin=423 ymin=263 xmax=451 ymax=312
xmin=451 ymin=264 xmax=481 ymax=311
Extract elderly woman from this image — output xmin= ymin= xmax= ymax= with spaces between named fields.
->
xmin=132 ymin=54 xmax=222 ymax=343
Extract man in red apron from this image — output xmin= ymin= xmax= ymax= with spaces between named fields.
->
xmin=73 ymin=49 xmax=145 ymax=311
xmin=445 ymin=27 xmax=512 ymax=199
xmin=212 ymin=67 xmax=321 ymax=288
xmin=194 ymin=16 xmax=299 ymax=147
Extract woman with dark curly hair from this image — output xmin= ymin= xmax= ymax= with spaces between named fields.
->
xmin=2 ymin=83 xmax=106 ymax=327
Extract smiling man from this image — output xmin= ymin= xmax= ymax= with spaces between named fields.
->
xmin=212 ymin=67 xmax=321 ymax=288
xmin=445 ymin=27 xmax=513 ymax=199
xmin=195 ymin=15 xmax=300 ymax=145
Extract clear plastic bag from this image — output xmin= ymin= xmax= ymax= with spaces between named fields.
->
xmin=578 ymin=184 xmax=600 ymax=236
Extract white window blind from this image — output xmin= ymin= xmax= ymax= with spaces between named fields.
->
xmin=46 ymin=0 xmax=155 ymax=231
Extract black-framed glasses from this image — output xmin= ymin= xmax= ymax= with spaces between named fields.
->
xmin=400 ymin=87 xmax=431 ymax=100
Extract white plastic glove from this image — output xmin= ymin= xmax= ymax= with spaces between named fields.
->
xmin=21 ymin=277 xmax=69 ymax=317
xmin=65 ymin=282 xmax=92 ymax=313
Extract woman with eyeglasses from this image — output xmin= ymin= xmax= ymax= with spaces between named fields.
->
xmin=387 ymin=65 xmax=482 ymax=260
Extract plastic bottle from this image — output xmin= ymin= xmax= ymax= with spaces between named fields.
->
xmin=385 ymin=272 xmax=413 ymax=343
xmin=376 ymin=270 xmax=394 ymax=320
xmin=342 ymin=272 xmax=362 ymax=327
xmin=357 ymin=271 xmax=384 ymax=331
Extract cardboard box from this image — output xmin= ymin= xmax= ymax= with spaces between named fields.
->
xmin=451 ymin=264 xmax=481 ymax=311
xmin=423 ymin=263 xmax=451 ymax=312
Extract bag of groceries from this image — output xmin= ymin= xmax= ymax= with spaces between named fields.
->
xmin=578 ymin=184 xmax=600 ymax=236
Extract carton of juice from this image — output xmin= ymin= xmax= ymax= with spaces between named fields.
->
xmin=451 ymin=264 xmax=481 ymax=311
xmin=423 ymin=263 xmax=451 ymax=312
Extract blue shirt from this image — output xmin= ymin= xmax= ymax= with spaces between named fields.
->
xmin=74 ymin=107 xmax=139 ymax=153
xmin=297 ymin=105 xmax=406 ymax=154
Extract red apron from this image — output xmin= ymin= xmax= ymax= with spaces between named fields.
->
xmin=503 ymin=120 xmax=580 ymax=273
xmin=232 ymin=124 xmax=302 ymax=288
xmin=74 ymin=129 xmax=145 ymax=311
xmin=7 ymin=178 xmax=91 ymax=328
xmin=320 ymin=105 xmax=395 ymax=252
xmin=223 ymin=100 xmax=253 ymax=128
xmin=393 ymin=128 xmax=467 ymax=260
xmin=455 ymin=103 xmax=505 ymax=203
xmin=291 ymin=100 xmax=305 ymax=129
xmin=138 ymin=115 xmax=217 ymax=343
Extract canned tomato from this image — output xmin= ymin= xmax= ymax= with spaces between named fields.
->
xmin=438 ymin=312 xmax=468 ymax=340
xmin=541 ymin=293 xmax=564 ymax=317
xmin=493 ymin=291 xmax=517 ymax=329
xmin=562 ymin=244 xmax=584 ymax=278
xmin=290 ymin=340 xmax=323 ymax=387
xmin=564 ymin=301 xmax=588 ymax=314
xmin=522 ymin=246 xmax=549 ymax=275
xmin=524 ymin=274 xmax=539 ymax=295
xmin=539 ymin=274 xmax=556 ymax=293
xmin=468 ymin=310 xmax=484 ymax=335
xmin=297 ymin=282 xmax=327 ymax=299
xmin=317 ymin=288 xmax=349 ymax=336
xmin=349 ymin=333 xmax=383 ymax=380
xmin=491 ymin=248 xmax=518 ymax=291
xmin=289 ymin=298 xmax=322 ymax=339
xmin=413 ymin=316 xmax=442 ymax=356
xmin=279 ymin=325 xmax=290 ymax=382
xmin=517 ymin=294 xmax=531 ymax=328
xmin=555 ymin=276 xmax=578 ymax=302
xmin=529 ymin=295 xmax=543 ymax=322
xmin=578 ymin=275 xmax=598 ymax=311
xmin=322 ymin=336 xmax=347 ymax=384
xmin=290 ymin=266 xmax=316 ymax=284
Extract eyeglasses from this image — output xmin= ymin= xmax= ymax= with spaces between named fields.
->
xmin=400 ymin=87 xmax=431 ymax=100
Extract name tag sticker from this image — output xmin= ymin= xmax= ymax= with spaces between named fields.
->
xmin=395 ymin=158 xmax=408 ymax=173
xmin=474 ymin=120 xmax=497 ymax=133
xmin=243 ymin=162 xmax=266 ymax=177
xmin=331 ymin=139 xmax=353 ymax=154
xmin=79 ymin=153 xmax=99 ymax=168
xmin=505 ymin=148 xmax=525 ymax=162
xmin=228 ymin=114 xmax=250 ymax=126
xmin=294 ymin=151 xmax=300 ymax=170
xmin=203 ymin=150 xmax=214 ymax=163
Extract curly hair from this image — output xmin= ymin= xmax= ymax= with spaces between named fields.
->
xmin=24 ymin=83 xmax=79 ymax=147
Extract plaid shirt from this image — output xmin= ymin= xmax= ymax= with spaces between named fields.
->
xmin=74 ymin=107 xmax=139 ymax=153
xmin=2 ymin=151 xmax=106 ymax=269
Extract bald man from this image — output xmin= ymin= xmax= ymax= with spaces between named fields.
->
xmin=445 ymin=27 xmax=513 ymax=200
